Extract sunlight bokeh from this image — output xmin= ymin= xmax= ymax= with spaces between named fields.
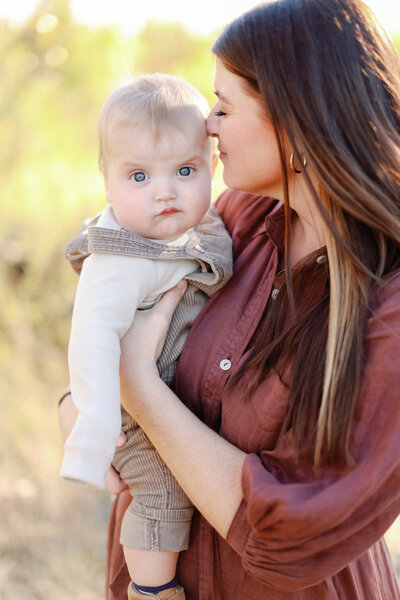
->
xmin=1 ymin=0 xmax=400 ymax=34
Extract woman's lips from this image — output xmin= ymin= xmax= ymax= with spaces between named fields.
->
xmin=158 ymin=207 xmax=181 ymax=216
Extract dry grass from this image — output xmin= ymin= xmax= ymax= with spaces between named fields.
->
xmin=0 ymin=262 xmax=113 ymax=599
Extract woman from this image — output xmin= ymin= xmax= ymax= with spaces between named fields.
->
xmin=61 ymin=0 xmax=400 ymax=598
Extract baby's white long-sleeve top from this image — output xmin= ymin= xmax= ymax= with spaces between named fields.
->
xmin=60 ymin=206 xmax=198 ymax=488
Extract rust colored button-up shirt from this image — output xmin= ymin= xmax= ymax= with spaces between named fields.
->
xmin=107 ymin=191 xmax=400 ymax=600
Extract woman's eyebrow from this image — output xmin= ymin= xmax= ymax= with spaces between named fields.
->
xmin=214 ymin=90 xmax=232 ymax=105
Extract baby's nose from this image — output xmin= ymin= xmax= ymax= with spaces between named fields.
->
xmin=155 ymin=183 xmax=177 ymax=201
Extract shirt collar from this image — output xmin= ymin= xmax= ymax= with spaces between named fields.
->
xmin=253 ymin=201 xmax=285 ymax=253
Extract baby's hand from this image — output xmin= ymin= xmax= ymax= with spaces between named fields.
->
xmin=105 ymin=432 xmax=129 ymax=494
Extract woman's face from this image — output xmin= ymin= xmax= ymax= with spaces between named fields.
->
xmin=207 ymin=57 xmax=283 ymax=198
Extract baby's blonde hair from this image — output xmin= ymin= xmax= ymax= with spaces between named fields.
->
xmin=98 ymin=73 xmax=210 ymax=173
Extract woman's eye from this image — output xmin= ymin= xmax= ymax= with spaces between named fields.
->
xmin=130 ymin=171 xmax=148 ymax=182
xmin=178 ymin=166 xmax=193 ymax=177
xmin=214 ymin=110 xmax=227 ymax=117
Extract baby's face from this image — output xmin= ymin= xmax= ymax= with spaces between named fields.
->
xmin=103 ymin=123 xmax=213 ymax=239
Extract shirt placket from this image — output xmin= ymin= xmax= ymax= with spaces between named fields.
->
xmin=202 ymin=247 xmax=279 ymax=425
xmin=198 ymin=241 xmax=279 ymax=600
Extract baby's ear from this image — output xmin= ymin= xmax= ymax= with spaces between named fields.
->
xmin=99 ymin=162 xmax=111 ymax=203
xmin=104 ymin=186 xmax=111 ymax=203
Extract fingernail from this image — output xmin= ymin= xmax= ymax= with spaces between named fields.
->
xmin=177 ymin=280 xmax=187 ymax=291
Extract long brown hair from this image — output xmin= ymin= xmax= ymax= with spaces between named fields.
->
xmin=213 ymin=0 xmax=400 ymax=467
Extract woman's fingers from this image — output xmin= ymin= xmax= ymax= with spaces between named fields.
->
xmin=115 ymin=431 xmax=127 ymax=448
xmin=162 ymin=279 xmax=188 ymax=306
xmin=106 ymin=431 xmax=128 ymax=494
xmin=105 ymin=464 xmax=128 ymax=495
xmin=152 ymin=280 xmax=188 ymax=344
xmin=121 ymin=280 xmax=187 ymax=367
xmin=103 ymin=432 xmax=127 ymax=494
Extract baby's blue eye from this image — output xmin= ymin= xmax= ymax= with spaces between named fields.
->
xmin=178 ymin=166 xmax=193 ymax=177
xmin=130 ymin=171 xmax=147 ymax=182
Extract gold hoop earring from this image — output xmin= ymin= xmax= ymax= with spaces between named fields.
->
xmin=289 ymin=153 xmax=307 ymax=173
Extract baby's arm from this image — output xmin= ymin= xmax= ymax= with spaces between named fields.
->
xmin=60 ymin=253 xmax=157 ymax=488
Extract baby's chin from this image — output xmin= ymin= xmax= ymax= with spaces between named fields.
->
xmin=153 ymin=225 xmax=188 ymax=240
xmin=135 ymin=222 xmax=188 ymax=241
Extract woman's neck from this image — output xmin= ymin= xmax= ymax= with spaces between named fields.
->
xmin=288 ymin=178 xmax=327 ymax=266
xmin=290 ymin=215 xmax=326 ymax=267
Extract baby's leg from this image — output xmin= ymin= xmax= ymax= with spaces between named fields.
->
xmin=124 ymin=547 xmax=183 ymax=599
xmin=124 ymin=553 xmax=185 ymax=599
xmin=124 ymin=546 xmax=178 ymax=585
xmin=112 ymin=410 xmax=191 ymax=597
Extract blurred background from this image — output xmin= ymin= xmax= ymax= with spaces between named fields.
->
xmin=0 ymin=0 xmax=399 ymax=598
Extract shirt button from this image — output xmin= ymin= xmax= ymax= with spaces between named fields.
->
xmin=219 ymin=359 xmax=232 ymax=371
xmin=317 ymin=255 xmax=326 ymax=264
xmin=271 ymin=288 xmax=279 ymax=299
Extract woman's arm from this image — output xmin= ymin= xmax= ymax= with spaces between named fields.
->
xmin=120 ymin=281 xmax=246 ymax=539
xmin=119 ymin=278 xmax=400 ymax=591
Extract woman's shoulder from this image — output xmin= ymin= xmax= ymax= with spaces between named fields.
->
xmin=214 ymin=189 xmax=280 ymax=239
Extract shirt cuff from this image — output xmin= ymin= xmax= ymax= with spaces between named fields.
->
xmin=226 ymin=497 xmax=251 ymax=555
xmin=60 ymin=445 xmax=110 ymax=488
xmin=226 ymin=452 xmax=279 ymax=557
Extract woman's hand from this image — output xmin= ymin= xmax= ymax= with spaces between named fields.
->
xmin=120 ymin=280 xmax=187 ymax=381
xmin=118 ymin=280 xmax=245 ymax=539
xmin=105 ymin=432 xmax=129 ymax=494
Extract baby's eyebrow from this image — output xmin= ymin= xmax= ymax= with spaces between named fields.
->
xmin=121 ymin=160 xmax=146 ymax=168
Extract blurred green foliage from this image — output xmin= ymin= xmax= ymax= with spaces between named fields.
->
xmin=0 ymin=2 xmax=222 ymax=597
xmin=0 ymin=0 xmax=221 ymax=392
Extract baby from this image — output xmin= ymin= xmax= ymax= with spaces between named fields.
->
xmin=60 ymin=74 xmax=232 ymax=600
